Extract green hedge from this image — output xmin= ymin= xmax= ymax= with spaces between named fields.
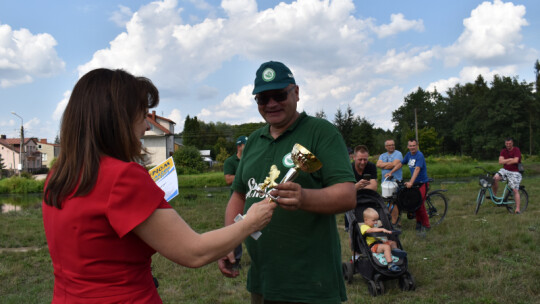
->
xmin=0 ymin=177 xmax=45 ymax=194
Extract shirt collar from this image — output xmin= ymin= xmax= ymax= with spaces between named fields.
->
xmin=261 ymin=111 xmax=307 ymax=140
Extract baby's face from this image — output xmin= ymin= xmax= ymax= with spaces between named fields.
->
xmin=365 ymin=215 xmax=379 ymax=227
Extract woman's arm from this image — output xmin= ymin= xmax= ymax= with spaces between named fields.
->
xmin=133 ymin=198 xmax=275 ymax=268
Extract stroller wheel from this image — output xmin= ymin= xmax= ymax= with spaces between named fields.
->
xmin=399 ymin=275 xmax=410 ymax=291
xmin=376 ymin=280 xmax=385 ymax=295
xmin=407 ymin=272 xmax=416 ymax=291
xmin=399 ymin=272 xmax=415 ymax=291
xmin=342 ymin=262 xmax=354 ymax=284
xmin=367 ymin=280 xmax=378 ymax=297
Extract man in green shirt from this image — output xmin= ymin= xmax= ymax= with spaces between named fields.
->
xmin=224 ymin=135 xmax=247 ymax=186
xmin=218 ymin=61 xmax=356 ymax=304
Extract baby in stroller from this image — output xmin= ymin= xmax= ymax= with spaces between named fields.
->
xmin=343 ymin=189 xmax=416 ymax=295
xmin=361 ymin=207 xmax=407 ymax=272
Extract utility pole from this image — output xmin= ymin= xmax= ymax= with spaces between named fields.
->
xmin=11 ymin=112 xmax=24 ymax=176
xmin=414 ymin=108 xmax=419 ymax=148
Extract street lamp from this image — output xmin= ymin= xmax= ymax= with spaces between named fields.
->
xmin=11 ymin=112 xmax=24 ymax=176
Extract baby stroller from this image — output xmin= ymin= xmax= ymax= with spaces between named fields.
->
xmin=342 ymin=189 xmax=416 ymax=296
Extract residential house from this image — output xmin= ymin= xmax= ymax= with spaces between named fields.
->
xmin=0 ymin=135 xmax=42 ymax=174
xmin=141 ymin=111 xmax=176 ymax=167
xmin=37 ymin=139 xmax=60 ymax=168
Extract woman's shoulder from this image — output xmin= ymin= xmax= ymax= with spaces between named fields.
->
xmin=100 ymin=156 xmax=148 ymax=176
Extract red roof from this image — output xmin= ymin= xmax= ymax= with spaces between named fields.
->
xmin=146 ymin=112 xmax=173 ymax=135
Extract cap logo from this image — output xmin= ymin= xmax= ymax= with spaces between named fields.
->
xmin=262 ymin=68 xmax=276 ymax=82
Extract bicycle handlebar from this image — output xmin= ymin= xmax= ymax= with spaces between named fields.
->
xmin=475 ymin=166 xmax=496 ymax=175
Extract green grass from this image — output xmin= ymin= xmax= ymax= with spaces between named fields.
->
xmin=1 ymin=174 xmax=539 ymax=303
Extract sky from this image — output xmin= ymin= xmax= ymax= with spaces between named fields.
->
xmin=1 ymin=0 xmax=539 ymax=142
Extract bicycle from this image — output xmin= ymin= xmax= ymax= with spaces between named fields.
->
xmin=382 ymin=177 xmax=448 ymax=227
xmin=474 ymin=166 xmax=528 ymax=214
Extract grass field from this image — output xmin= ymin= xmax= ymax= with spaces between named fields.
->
xmin=1 ymin=175 xmax=539 ymax=303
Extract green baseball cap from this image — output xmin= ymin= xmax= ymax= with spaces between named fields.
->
xmin=252 ymin=61 xmax=296 ymax=94
xmin=236 ymin=136 xmax=247 ymax=145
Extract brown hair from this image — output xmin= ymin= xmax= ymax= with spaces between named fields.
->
xmin=44 ymin=68 xmax=159 ymax=209
xmin=354 ymin=145 xmax=369 ymax=154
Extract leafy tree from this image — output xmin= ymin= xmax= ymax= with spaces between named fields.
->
xmin=234 ymin=122 xmax=266 ymax=139
xmin=350 ymin=117 xmax=374 ymax=150
xmin=333 ymin=105 xmax=356 ymax=148
xmin=172 ymin=145 xmax=206 ymax=175
xmin=216 ymin=147 xmax=230 ymax=163
xmin=405 ymin=127 xmax=441 ymax=156
xmin=182 ymin=115 xmax=201 ymax=147
xmin=213 ymin=137 xmax=232 ymax=160
xmin=314 ymin=109 xmax=327 ymax=120
xmin=392 ymin=87 xmax=442 ymax=141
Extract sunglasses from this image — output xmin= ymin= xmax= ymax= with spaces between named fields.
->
xmin=254 ymin=86 xmax=295 ymax=105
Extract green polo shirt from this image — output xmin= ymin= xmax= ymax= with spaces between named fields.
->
xmin=232 ymin=112 xmax=354 ymax=303
xmin=224 ymin=154 xmax=240 ymax=196
xmin=223 ymin=154 xmax=240 ymax=176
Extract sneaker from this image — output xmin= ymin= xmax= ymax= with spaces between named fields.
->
xmin=391 ymin=249 xmax=407 ymax=258
xmin=415 ymin=222 xmax=421 ymax=232
xmin=388 ymin=263 xmax=401 ymax=272
xmin=417 ymin=226 xmax=426 ymax=237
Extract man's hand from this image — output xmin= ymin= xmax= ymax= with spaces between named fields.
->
xmin=218 ymin=251 xmax=240 ymax=278
xmin=269 ymin=182 xmax=304 ymax=211
xmin=356 ymin=179 xmax=370 ymax=189
xmin=405 ymin=181 xmax=413 ymax=188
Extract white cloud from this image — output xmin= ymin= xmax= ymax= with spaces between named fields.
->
xmin=426 ymin=65 xmax=519 ymax=94
xmin=375 ymin=48 xmax=434 ymax=76
xmin=222 ymin=0 xmax=257 ymax=16
xmin=77 ymin=0 xmax=371 ymax=91
xmin=167 ymin=108 xmax=183 ymax=131
xmin=372 ymin=13 xmax=424 ymax=38
xmin=110 ymin=5 xmax=134 ymax=27
xmin=198 ymin=85 xmax=260 ymax=123
xmin=445 ymin=0 xmax=528 ymax=66
xmin=70 ymin=0 xmax=537 ymax=133
xmin=0 ymin=24 xmax=65 ymax=88
xmin=52 ymin=91 xmax=71 ymax=121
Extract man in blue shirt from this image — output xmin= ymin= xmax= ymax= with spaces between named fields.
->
xmin=385 ymin=139 xmax=430 ymax=233
xmin=377 ymin=139 xmax=403 ymax=225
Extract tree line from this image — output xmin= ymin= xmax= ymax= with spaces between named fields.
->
xmin=180 ymin=60 xmax=540 ymax=161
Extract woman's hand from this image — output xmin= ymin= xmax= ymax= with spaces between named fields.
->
xmin=244 ymin=197 xmax=277 ymax=232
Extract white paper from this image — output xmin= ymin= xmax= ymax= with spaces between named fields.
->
xmin=148 ymin=157 xmax=179 ymax=202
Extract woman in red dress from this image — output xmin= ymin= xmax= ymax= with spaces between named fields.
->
xmin=42 ymin=68 xmax=275 ymax=303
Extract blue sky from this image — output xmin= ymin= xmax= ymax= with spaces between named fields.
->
xmin=1 ymin=0 xmax=539 ymax=142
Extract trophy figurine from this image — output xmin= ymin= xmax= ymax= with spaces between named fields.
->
xmin=256 ymin=143 xmax=323 ymax=200
xmin=237 ymin=143 xmax=323 ymax=240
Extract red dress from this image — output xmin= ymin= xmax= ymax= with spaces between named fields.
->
xmin=42 ymin=156 xmax=171 ymax=303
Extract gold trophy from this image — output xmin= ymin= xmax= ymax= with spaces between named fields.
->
xmin=238 ymin=143 xmax=323 ymax=240
xmin=256 ymin=143 xmax=322 ymax=200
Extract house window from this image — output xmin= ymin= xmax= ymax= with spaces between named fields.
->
xmin=38 ymin=144 xmax=42 ymax=149
xmin=42 ymin=154 xmax=48 ymax=161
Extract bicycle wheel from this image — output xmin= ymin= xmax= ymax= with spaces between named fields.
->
xmin=475 ymin=189 xmax=485 ymax=215
xmin=505 ymin=188 xmax=529 ymax=213
xmin=426 ymin=192 xmax=448 ymax=225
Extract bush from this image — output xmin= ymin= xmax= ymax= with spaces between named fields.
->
xmin=0 ymin=176 xmax=45 ymax=194
xmin=173 ymin=146 xmax=207 ymax=175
